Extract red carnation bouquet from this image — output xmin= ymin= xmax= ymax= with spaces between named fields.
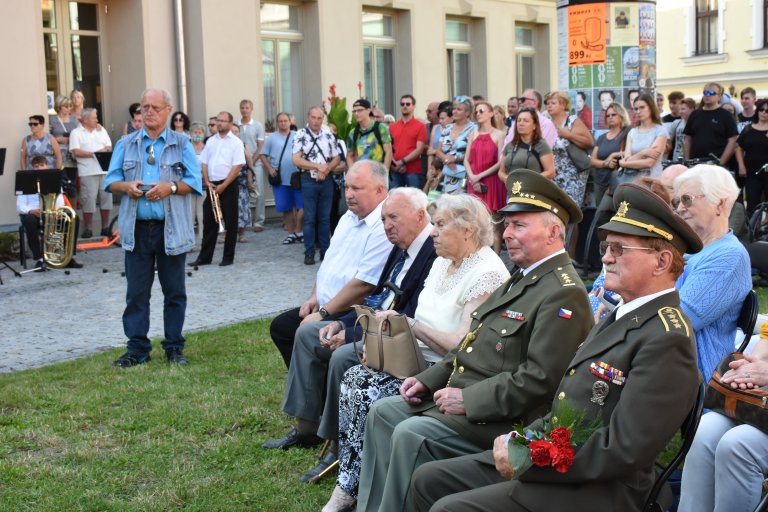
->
xmin=504 ymin=401 xmax=601 ymax=478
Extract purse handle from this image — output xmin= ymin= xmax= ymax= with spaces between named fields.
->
xmin=353 ymin=306 xmax=384 ymax=376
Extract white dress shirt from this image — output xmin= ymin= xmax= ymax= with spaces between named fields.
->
xmin=200 ymin=131 xmax=246 ymax=181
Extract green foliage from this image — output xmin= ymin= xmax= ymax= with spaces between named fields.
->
xmin=0 ymin=320 xmax=334 ymax=511
xmin=0 ymin=232 xmax=19 ymax=260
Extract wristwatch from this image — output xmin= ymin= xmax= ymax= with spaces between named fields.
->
xmin=319 ymin=307 xmax=330 ymax=319
xmin=170 ymin=181 xmax=178 ymax=194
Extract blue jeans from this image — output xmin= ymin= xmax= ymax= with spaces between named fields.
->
xmin=123 ymin=221 xmax=187 ymax=356
xmin=300 ymin=174 xmax=333 ymax=256
xmin=389 ymin=172 xmax=423 ymax=190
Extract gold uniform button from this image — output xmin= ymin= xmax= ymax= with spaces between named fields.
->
xmin=501 ymin=329 xmax=507 ymax=334
xmin=558 ymin=392 xmax=566 ymax=400
xmin=569 ymin=369 xmax=576 ymax=376
xmin=459 ymin=366 xmax=465 ymax=373
xmin=466 ymin=347 xmax=473 ymax=353
xmin=472 ymin=311 xmax=477 ymax=316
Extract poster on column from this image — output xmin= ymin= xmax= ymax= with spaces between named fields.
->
xmin=638 ymin=3 xmax=656 ymax=46
xmin=568 ymin=3 xmax=607 ymax=66
xmin=608 ymin=3 xmax=639 ymax=46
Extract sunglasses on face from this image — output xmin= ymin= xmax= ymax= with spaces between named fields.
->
xmin=174 ymin=117 xmax=184 ymax=122
xmin=702 ymin=90 xmax=718 ymax=97
xmin=28 ymin=122 xmax=41 ymax=127
xmin=599 ymin=241 xmax=655 ymax=257
xmin=672 ymin=194 xmax=706 ymax=209
xmin=758 ymin=108 xmax=768 ymax=113
xmin=606 ymin=113 xmax=619 ymax=118
xmin=400 ymin=102 xmax=413 ymax=107
xmin=475 ymin=108 xmax=487 ymax=115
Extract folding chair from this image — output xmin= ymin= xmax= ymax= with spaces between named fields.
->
xmin=736 ymin=290 xmax=760 ymax=353
xmin=642 ymin=382 xmax=706 ymax=512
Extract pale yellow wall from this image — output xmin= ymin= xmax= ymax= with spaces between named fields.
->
xmin=0 ymin=0 xmax=48 ymax=227
xmin=657 ymin=1 xmax=768 ymax=100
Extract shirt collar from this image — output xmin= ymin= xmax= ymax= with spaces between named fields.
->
xmin=351 ymin=199 xmax=386 ymax=227
xmin=615 ymin=288 xmax=676 ymax=319
xmin=141 ymin=126 xmax=169 ymax=143
xmin=521 ymin=249 xmax=566 ymax=276
xmin=405 ymin=223 xmax=433 ymax=259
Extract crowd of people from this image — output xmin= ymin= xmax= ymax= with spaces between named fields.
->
xmin=13 ymin=81 xmax=768 ymax=510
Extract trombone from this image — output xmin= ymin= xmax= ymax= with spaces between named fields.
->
xmin=209 ymin=185 xmax=225 ymax=233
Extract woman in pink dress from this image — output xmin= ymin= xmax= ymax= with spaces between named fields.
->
xmin=465 ymin=100 xmax=507 ymax=253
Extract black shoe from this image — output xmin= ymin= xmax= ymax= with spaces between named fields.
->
xmin=320 ymin=251 xmax=326 ymax=262
xmin=188 ymin=259 xmax=211 ymax=267
xmin=304 ymin=254 xmax=315 ymax=265
xmin=299 ymin=449 xmax=338 ymax=483
xmin=112 ymin=352 xmax=151 ymax=368
xmin=165 ymin=348 xmax=188 ymax=365
xmin=219 ymin=260 xmax=233 ymax=267
xmin=100 ymin=227 xmax=111 ymax=237
xmin=66 ymin=258 xmax=83 ymax=269
xmin=34 ymin=260 xmax=46 ymax=272
xmin=81 ymin=229 xmax=93 ymax=239
xmin=262 ymin=428 xmax=322 ymax=450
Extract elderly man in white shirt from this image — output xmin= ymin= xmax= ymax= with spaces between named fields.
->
xmin=69 ymin=107 xmax=112 ymax=238
xmin=190 ymin=111 xmax=246 ymax=267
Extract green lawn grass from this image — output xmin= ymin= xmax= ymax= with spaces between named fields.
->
xmin=0 ymin=320 xmax=333 ymax=511
xmin=2 ymin=293 xmax=767 ymax=511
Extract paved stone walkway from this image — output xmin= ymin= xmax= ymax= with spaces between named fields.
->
xmin=0 ymin=223 xmax=317 ymax=373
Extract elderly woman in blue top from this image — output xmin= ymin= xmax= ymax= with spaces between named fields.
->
xmin=104 ymin=88 xmax=202 ymax=368
xmin=672 ymin=164 xmax=752 ymax=379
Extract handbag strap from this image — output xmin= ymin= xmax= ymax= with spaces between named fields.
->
xmin=353 ymin=308 xmax=377 ymax=376
xmin=276 ymin=133 xmax=291 ymax=174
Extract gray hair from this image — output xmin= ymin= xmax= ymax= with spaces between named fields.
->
xmin=141 ymin=88 xmax=173 ymax=107
xmin=190 ymin=121 xmax=206 ymax=133
xmin=387 ymin=187 xmax=429 ymax=214
xmin=542 ymin=211 xmax=566 ymax=243
xmin=81 ymin=107 xmax=98 ymax=120
xmin=433 ymin=194 xmax=494 ymax=247
xmin=673 ymin=164 xmax=739 ymax=215
xmin=349 ymin=160 xmax=389 ymax=189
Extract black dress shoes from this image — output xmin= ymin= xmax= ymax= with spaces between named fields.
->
xmin=219 ymin=260 xmax=233 ymax=267
xmin=262 ymin=428 xmax=322 ymax=450
xmin=299 ymin=449 xmax=338 ymax=483
xmin=66 ymin=258 xmax=83 ymax=269
xmin=165 ymin=348 xmax=188 ymax=365
xmin=188 ymin=259 xmax=210 ymax=267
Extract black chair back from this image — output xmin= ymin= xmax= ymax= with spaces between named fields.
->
xmin=642 ymin=382 xmax=706 ymax=512
xmin=736 ymin=290 xmax=760 ymax=353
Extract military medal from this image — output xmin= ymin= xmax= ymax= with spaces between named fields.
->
xmin=496 ymin=342 xmax=503 ymax=352
xmin=589 ymin=361 xmax=626 ymax=386
xmin=591 ymin=381 xmax=609 ymax=406
xmin=500 ymin=310 xmax=525 ymax=320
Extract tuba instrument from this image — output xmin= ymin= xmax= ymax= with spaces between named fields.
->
xmin=209 ymin=186 xmax=225 ymax=233
xmin=41 ymin=189 xmax=77 ymax=268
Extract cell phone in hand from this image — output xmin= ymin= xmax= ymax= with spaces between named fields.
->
xmin=479 ymin=183 xmax=488 ymax=194
xmin=138 ymin=184 xmax=155 ymax=193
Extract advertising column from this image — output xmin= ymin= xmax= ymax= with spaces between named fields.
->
xmin=557 ymin=0 xmax=656 ymax=133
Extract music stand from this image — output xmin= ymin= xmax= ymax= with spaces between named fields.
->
xmin=14 ymin=169 xmax=65 ymax=276
xmin=0 ymin=148 xmax=6 ymax=175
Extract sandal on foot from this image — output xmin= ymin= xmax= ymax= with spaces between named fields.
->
xmin=283 ymin=233 xmax=299 ymax=245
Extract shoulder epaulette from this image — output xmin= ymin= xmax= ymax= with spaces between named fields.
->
xmin=555 ymin=266 xmax=578 ymax=287
xmin=657 ymin=307 xmax=690 ymax=336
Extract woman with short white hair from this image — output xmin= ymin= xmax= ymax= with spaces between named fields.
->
xmin=672 ymin=164 xmax=752 ymax=380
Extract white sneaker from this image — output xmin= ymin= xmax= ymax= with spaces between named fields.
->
xmin=321 ymin=485 xmax=356 ymax=512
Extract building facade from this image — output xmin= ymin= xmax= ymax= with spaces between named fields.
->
xmin=656 ymin=0 xmax=768 ymax=102
xmin=0 ymin=0 xmax=559 ymax=227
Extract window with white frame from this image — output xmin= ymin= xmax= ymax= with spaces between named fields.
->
xmin=362 ymin=12 xmax=395 ymax=115
xmin=695 ymin=0 xmax=718 ymax=55
xmin=515 ymin=25 xmax=535 ymax=94
xmin=446 ymin=19 xmax=471 ymax=99
xmin=261 ymin=3 xmax=303 ymax=131
xmin=763 ymin=0 xmax=768 ymax=48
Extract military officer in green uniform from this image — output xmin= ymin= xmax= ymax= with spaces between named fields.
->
xmin=411 ymin=182 xmax=704 ymax=512
xmin=356 ymin=169 xmax=594 ymax=512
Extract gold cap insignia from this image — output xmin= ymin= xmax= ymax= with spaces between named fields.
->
xmin=616 ymin=201 xmax=629 ymax=218
xmin=511 ymin=181 xmax=522 ymax=195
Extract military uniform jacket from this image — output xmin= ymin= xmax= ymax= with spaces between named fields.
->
xmin=511 ymin=290 xmax=699 ymax=512
xmin=414 ymin=252 xmax=593 ymax=448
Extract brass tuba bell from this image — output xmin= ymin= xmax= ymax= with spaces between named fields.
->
xmin=41 ymin=191 xmax=77 ymax=268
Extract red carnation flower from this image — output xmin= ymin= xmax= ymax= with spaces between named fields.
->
xmin=529 ymin=440 xmax=555 ymax=467
xmin=550 ymin=426 xmax=571 ymax=448
xmin=552 ymin=444 xmax=575 ymax=473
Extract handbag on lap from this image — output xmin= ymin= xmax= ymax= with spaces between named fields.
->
xmin=352 ymin=305 xmax=427 ymax=380
xmin=703 ymin=352 xmax=768 ymax=433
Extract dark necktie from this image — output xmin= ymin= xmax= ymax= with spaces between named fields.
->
xmin=507 ymin=268 xmax=524 ymax=292
xmin=364 ymin=250 xmax=408 ymax=310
